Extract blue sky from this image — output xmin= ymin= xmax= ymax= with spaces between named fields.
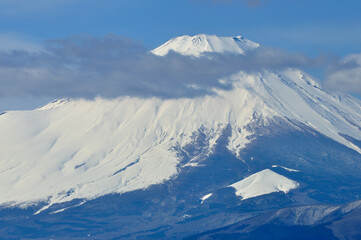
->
xmin=1 ymin=0 xmax=361 ymax=110
xmin=1 ymin=0 xmax=360 ymax=55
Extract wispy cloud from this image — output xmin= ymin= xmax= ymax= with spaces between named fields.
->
xmin=0 ymin=34 xmax=323 ymax=99
xmin=198 ymin=0 xmax=266 ymax=8
xmin=0 ymin=34 xmax=42 ymax=52
xmin=324 ymin=53 xmax=361 ymax=95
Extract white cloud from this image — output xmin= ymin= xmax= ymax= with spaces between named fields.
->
xmin=325 ymin=53 xmax=361 ymax=95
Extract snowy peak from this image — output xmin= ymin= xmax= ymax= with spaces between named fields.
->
xmin=151 ymin=34 xmax=260 ymax=57
xmin=36 ymin=98 xmax=71 ymax=111
xmin=230 ymin=169 xmax=299 ymax=200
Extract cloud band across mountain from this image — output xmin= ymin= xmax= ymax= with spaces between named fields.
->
xmin=0 ymin=34 xmax=324 ymax=99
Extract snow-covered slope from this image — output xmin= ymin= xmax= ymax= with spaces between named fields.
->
xmin=151 ymin=34 xmax=259 ymax=56
xmin=230 ymin=169 xmax=299 ymax=200
xmin=0 ymin=93 xmax=272 ymax=209
xmin=1 ymin=34 xmax=361 ymax=210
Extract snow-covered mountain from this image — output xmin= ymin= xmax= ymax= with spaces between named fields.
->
xmin=1 ymin=34 xmax=361 ymax=239
xmin=1 ymin=34 xmax=361 ymax=208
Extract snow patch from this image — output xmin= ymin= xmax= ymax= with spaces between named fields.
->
xmin=183 ymin=162 xmax=201 ymax=167
xmin=49 ymin=201 xmax=86 ymax=215
xmin=201 ymin=193 xmax=212 ymax=204
xmin=272 ymin=165 xmax=300 ymax=172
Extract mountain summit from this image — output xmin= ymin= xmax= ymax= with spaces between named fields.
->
xmin=1 ymin=34 xmax=361 ymax=239
xmin=151 ymin=34 xmax=260 ymax=56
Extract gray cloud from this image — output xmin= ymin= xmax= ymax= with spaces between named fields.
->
xmin=0 ymin=34 xmax=324 ymax=99
xmin=324 ymin=53 xmax=361 ymax=95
